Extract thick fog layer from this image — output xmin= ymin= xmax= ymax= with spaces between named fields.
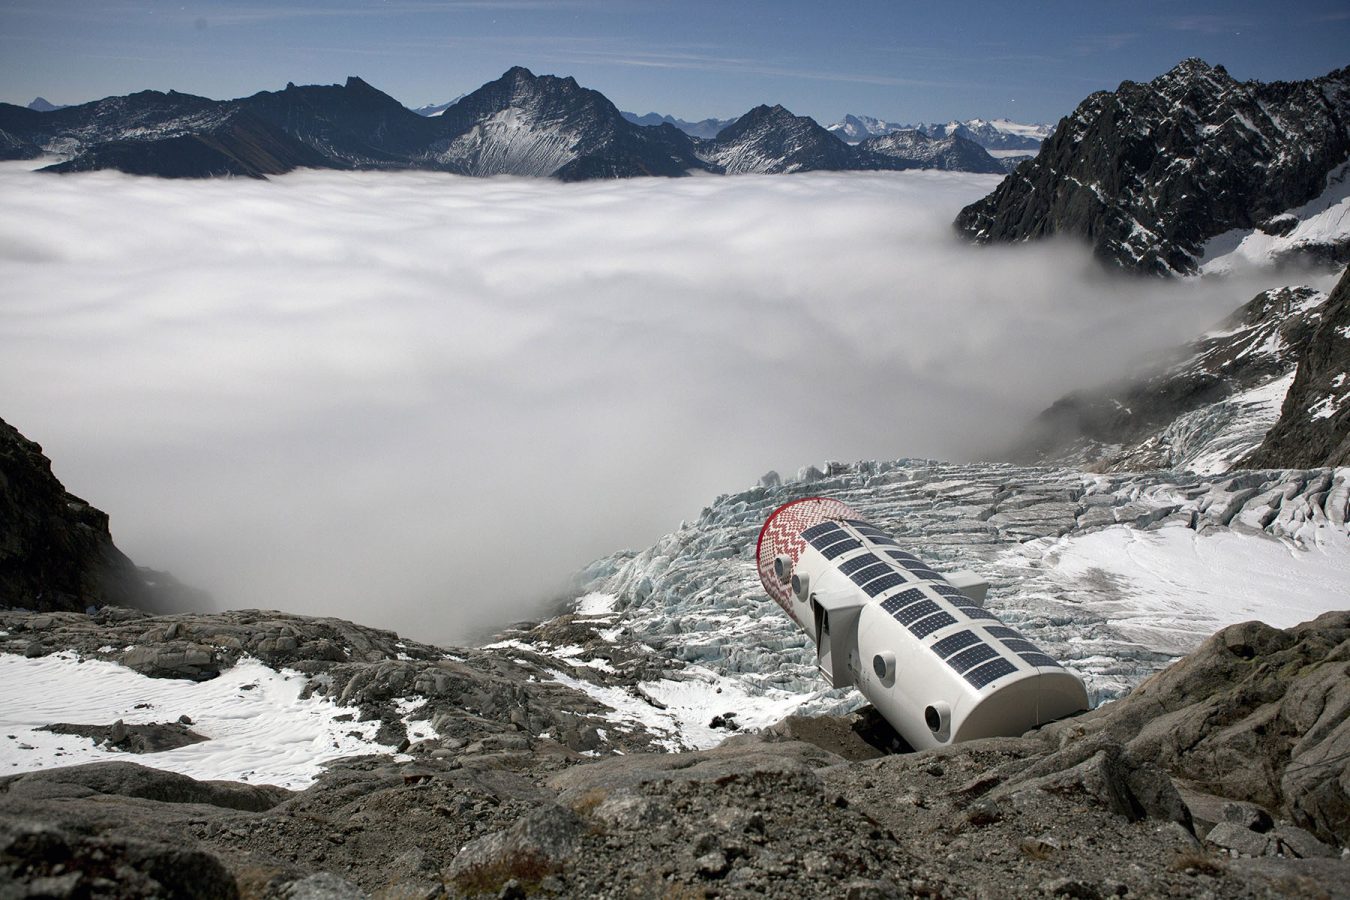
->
xmin=0 ymin=164 xmax=1312 ymax=642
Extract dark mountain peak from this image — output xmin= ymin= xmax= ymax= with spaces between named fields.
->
xmin=502 ymin=65 xmax=537 ymax=83
xmin=27 ymin=97 xmax=64 ymax=112
xmin=243 ymin=77 xmax=409 ymax=115
xmin=717 ymin=103 xmax=823 ymax=141
xmin=1165 ymin=57 xmax=1219 ymax=78
xmin=956 ymin=60 xmax=1350 ymax=274
xmin=738 ymin=103 xmax=793 ymax=122
xmin=698 ymin=103 xmax=857 ymax=174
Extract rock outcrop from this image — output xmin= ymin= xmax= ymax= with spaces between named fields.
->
xmin=0 ymin=416 xmax=173 ymax=614
xmin=1246 ymin=264 xmax=1350 ymax=467
xmin=955 ymin=59 xmax=1350 ymax=274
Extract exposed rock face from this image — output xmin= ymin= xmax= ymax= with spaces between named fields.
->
xmin=1051 ymin=611 xmax=1350 ymax=847
xmin=0 ymin=416 xmax=161 ymax=613
xmin=44 ymin=110 xmax=332 ymax=179
xmin=1246 ymin=264 xmax=1350 ymax=466
xmin=859 ymin=128 xmax=1005 ymax=174
xmin=955 ymin=59 xmax=1350 ymax=274
xmin=1 ymin=609 xmax=1345 ymax=897
xmin=1008 ymin=282 xmax=1332 ymax=472
xmin=692 ymin=104 xmax=859 ymax=174
xmin=432 ymin=67 xmax=712 ymax=180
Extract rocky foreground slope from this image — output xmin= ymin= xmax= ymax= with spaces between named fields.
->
xmin=0 ymin=605 xmax=1346 ymax=898
xmin=955 ymin=59 xmax=1350 ymax=274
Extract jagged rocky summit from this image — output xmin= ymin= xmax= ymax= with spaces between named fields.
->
xmin=1009 ymin=265 xmax=1350 ymax=472
xmin=955 ymin=59 xmax=1350 ymax=275
xmin=0 ymin=67 xmax=1005 ymax=181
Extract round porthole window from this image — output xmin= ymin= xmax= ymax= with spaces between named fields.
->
xmin=925 ymin=705 xmax=942 ymax=732
xmin=872 ymin=650 xmax=896 ymax=684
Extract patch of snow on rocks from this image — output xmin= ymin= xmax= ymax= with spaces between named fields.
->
xmin=0 ymin=655 xmax=389 ymax=788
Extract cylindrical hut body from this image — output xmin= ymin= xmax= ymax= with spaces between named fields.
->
xmin=756 ymin=497 xmax=1088 ymax=750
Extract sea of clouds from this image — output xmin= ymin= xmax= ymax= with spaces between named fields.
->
xmin=0 ymin=162 xmax=1325 ymax=641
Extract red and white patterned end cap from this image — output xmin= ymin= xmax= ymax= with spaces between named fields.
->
xmin=755 ymin=496 xmax=860 ymax=607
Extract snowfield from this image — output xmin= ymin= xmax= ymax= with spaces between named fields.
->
xmin=1009 ymin=524 xmax=1350 ymax=655
xmin=1200 ymin=161 xmax=1350 ymax=274
xmin=0 ymin=655 xmax=438 ymax=787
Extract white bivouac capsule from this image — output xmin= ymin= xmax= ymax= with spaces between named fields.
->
xmin=756 ymin=497 xmax=1088 ymax=750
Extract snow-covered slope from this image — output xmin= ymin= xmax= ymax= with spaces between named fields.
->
xmin=827 ymin=114 xmax=910 ymax=143
xmin=410 ymin=96 xmax=463 ymax=117
xmin=829 ymin=114 xmax=1051 ymax=150
xmin=1200 ymin=161 xmax=1350 ymax=274
xmin=439 ymin=104 xmax=583 ymax=177
xmin=919 ymin=118 xmax=1051 ymax=151
xmin=859 ymin=129 xmax=1004 ymax=174
xmin=0 ymin=654 xmax=430 ymax=787
xmin=1012 ymin=282 xmax=1333 ymax=473
xmin=695 ymin=104 xmax=856 ymax=174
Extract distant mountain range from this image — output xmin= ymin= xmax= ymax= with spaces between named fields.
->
xmin=956 ymin=59 xmax=1350 ymax=275
xmin=409 ymin=96 xmax=463 ymax=117
xmin=828 ymin=114 xmax=1051 ymax=153
xmin=619 ymin=111 xmax=737 ymax=140
xmin=0 ymin=68 xmax=1006 ymax=180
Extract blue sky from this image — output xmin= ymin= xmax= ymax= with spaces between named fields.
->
xmin=2 ymin=1 xmax=1348 ymax=124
